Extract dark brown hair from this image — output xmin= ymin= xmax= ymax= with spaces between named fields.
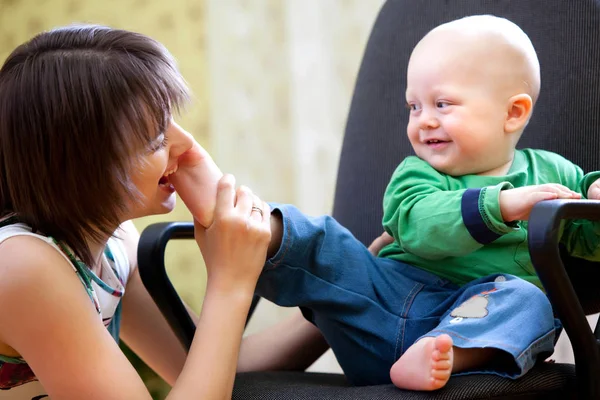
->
xmin=0 ymin=25 xmax=189 ymax=265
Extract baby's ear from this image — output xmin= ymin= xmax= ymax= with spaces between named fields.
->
xmin=504 ymin=94 xmax=533 ymax=134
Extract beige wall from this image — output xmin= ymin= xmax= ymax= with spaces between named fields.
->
xmin=0 ymin=0 xmax=384 ymax=373
xmin=205 ymin=0 xmax=385 ymax=372
xmin=2 ymin=0 xmax=583 ymax=377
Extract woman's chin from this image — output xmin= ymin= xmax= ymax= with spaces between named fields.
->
xmin=157 ymin=196 xmax=177 ymax=215
xmin=128 ymin=197 xmax=177 ymax=220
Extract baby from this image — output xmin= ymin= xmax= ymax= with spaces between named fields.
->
xmin=173 ymin=15 xmax=600 ymax=391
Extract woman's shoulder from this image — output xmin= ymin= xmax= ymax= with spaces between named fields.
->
xmin=0 ymin=231 xmax=73 ymax=366
xmin=0 ymin=222 xmax=75 ymax=272
xmin=0 ymin=232 xmax=90 ymax=344
xmin=0 ymin=222 xmax=67 ymax=263
xmin=0 ymin=231 xmax=75 ymax=282
xmin=0 ymin=232 xmax=135 ymax=400
xmin=0 ymin=222 xmax=52 ymax=246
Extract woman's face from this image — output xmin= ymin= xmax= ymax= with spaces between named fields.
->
xmin=127 ymin=119 xmax=194 ymax=219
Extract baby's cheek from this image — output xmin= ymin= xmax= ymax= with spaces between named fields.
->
xmin=405 ymin=122 xmax=419 ymax=139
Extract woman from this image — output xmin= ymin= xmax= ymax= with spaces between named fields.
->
xmin=0 ymin=24 xmax=390 ymax=399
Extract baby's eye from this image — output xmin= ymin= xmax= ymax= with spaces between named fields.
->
xmin=406 ymin=103 xmax=421 ymax=111
xmin=436 ymin=101 xmax=450 ymax=109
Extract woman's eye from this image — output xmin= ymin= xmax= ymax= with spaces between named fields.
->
xmin=159 ymin=136 xmax=169 ymax=149
xmin=149 ymin=134 xmax=169 ymax=152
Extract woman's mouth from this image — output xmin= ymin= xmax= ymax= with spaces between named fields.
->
xmin=159 ymin=165 xmax=178 ymax=184
xmin=158 ymin=176 xmax=175 ymax=193
xmin=159 ymin=165 xmax=178 ymax=192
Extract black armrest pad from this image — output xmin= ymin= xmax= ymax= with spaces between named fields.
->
xmin=528 ymin=200 xmax=600 ymax=391
xmin=138 ymin=222 xmax=196 ymax=350
xmin=528 ymin=200 xmax=600 ymax=327
xmin=137 ymin=221 xmax=261 ymax=350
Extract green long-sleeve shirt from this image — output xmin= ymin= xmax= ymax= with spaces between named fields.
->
xmin=379 ymin=149 xmax=600 ymax=288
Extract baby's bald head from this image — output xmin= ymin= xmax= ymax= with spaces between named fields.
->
xmin=405 ymin=16 xmax=541 ymax=176
xmin=409 ymin=15 xmax=540 ymax=104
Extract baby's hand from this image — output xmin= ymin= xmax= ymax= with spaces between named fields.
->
xmin=499 ymin=184 xmax=581 ymax=222
xmin=368 ymin=232 xmax=394 ymax=256
xmin=587 ymin=178 xmax=600 ymax=200
xmin=170 ymin=141 xmax=223 ymax=228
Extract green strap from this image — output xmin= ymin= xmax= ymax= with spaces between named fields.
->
xmin=0 ymin=354 xmax=26 ymax=364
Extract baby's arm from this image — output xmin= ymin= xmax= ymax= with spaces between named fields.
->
xmin=170 ymin=141 xmax=223 ymax=228
xmin=383 ymin=159 xmax=513 ymax=259
xmin=383 ymin=158 xmax=581 ymax=259
xmin=498 ymin=184 xmax=580 ymax=221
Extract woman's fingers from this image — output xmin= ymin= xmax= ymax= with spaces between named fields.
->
xmin=247 ymin=194 xmax=264 ymax=223
xmin=214 ymin=174 xmax=236 ymax=218
xmin=212 ymin=175 xmax=266 ymax=224
xmin=196 ymin=182 xmax=271 ymax=292
xmin=235 ymin=186 xmax=254 ymax=217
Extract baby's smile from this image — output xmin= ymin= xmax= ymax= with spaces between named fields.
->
xmin=424 ymin=138 xmax=451 ymax=150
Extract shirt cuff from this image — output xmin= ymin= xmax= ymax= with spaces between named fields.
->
xmin=461 ymin=182 xmax=518 ymax=244
xmin=580 ymin=172 xmax=600 ymax=198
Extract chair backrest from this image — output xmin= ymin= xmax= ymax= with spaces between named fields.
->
xmin=332 ymin=0 xmax=600 ymax=310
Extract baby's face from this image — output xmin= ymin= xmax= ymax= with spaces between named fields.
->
xmin=405 ymin=36 xmax=518 ymax=176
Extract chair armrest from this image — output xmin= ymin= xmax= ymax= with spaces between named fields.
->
xmin=528 ymin=199 xmax=600 ymax=400
xmin=137 ymin=222 xmax=261 ymax=351
xmin=138 ymin=222 xmax=197 ymax=350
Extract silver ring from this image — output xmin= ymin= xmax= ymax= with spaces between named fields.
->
xmin=251 ymin=206 xmax=263 ymax=218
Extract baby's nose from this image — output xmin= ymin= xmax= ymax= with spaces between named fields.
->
xmin=419 ymin=110 xmax=439 ymax=129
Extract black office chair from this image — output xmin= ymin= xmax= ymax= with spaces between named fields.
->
xmin=138 ymin=1 xmax=600 ymax=398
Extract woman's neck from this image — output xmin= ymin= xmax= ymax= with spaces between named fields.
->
xmin=87 ymin=238 xmax=109 ymax=276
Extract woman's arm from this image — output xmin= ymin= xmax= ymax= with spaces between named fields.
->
xmin=0 ymin=231 xmax=260 ymax=400
xmin=0 ymin=236 xmax=152 ymax=400
xmin=119 ymin=219 xmax=188 ymax=386
xmin=238 ymin=310 xmax=329 ymax=372
xmin=171 ymin=175 xmax=272 ymax=399
xmin=121 ymin=224 xmax=321 ymax=383
xmin=118 ymin=215 xmax=292 ymax=384
xmin=0 ymin=176 xmax=271 ymax=400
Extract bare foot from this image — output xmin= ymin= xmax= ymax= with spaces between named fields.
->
xmin=170 ymin=141 xmax=223 ymax=228
xmin=390 ymin=334 xmax=454 ymax=391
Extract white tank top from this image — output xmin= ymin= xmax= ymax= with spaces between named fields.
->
xmin=0 ymin=221 xmax=133 ymax=399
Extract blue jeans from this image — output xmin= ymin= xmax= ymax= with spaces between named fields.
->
xmin=255 ymin=204 xmax=560 ymax=386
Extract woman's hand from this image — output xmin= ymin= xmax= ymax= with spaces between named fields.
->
xmin=174 ymin=175 xmax=272 ymax=399
xmin=368 ymin=232 xmax=394 ymax=256
xmin=194 ymin=174 xmax=271 ymax=293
